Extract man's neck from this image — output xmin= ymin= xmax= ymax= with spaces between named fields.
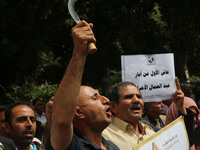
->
xmin=86 ymin=132 xmax=103 ymax=146
xmin=130 ymin=121 xmax=141 ymax=136
xmin=114 ymin=116 xmax=141 ymax=136
xmin=148 ymin=113 xmax=159 ymax=118
xmin=118 ymin=117 xmax=141 ymax=136
xmin=86 ymin=133 xmax=108 ymax=150
xmin=76 ymin=125 xmax=107 ymax=149
xmin=16 ymin=144 xmax=32 ymax=150
xmin=36 ymin=112 xmax=43 ymax=117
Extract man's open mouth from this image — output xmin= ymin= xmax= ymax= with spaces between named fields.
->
xmin=106 ymin=107 xmax=112 ymax=118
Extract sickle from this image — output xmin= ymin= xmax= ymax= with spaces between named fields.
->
xmin=68 ymin=0 xmax=97 ymax=53
xmin=68 ymin=0 xmax=81 ymax=24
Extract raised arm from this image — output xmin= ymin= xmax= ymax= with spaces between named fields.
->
xmin=51 ymin=20 xmax=96 ymax=150
xmin=172 ymin=77 xmax=186 ymax=115
xmin=43 ymin=96 xmax=54 ymax=146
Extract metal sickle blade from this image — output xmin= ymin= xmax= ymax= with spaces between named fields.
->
xmin=67 ymin=0 xmax=97 ymax=53
xmin=68 ymin=0 xmax=81 ymax=24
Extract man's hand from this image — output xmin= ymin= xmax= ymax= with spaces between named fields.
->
xmin=45 ymin=96 xmax=54 ymax=124
xmin=72 ymin=20 xmax=96 ymax=57
xmin=172 ymin=77 xmax=186 ymax=114
xmin=43 ymin=96 xmax=54 ymax=145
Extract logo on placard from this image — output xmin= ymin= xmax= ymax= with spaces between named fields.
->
xmin=152 ymin=142 xmax=159 ymax=150
xmin=147 ymin=55 xmax=155 ymax=65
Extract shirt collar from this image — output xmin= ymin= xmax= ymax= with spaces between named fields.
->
xmin=35 ymin=112 xmax=45 ymax=116
xmin=112 ymin=117 xmax=129 ymax=132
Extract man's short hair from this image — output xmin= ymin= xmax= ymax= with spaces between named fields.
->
xmin=5 ymin=101 xmax=34 ymax=126
xmin=0 ymin=105 xmax=8 ymax=112
xmin=108 ymin=82 xmax=137 ymax=104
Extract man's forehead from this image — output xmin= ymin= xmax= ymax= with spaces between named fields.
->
xmin=119 ymin=84 xmax=140 ymax=94
xmin=154 ymin=101 xmax=162 ymax=104
xmin=80 ymin=86 xmax=99 ymax=95
xmin=12 ymin=105 xmax=35 ymax=117
xmin=79 ymin=86 xmax=100 ymax=104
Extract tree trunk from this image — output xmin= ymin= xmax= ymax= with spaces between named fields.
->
xmin=177 ymin=52 xmax=190 ymax=83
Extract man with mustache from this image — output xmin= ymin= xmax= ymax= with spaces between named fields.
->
xmin=102 ymin=82 xmax=155 ymax=150
xmin=142 ymin=100 xmax=166 ymax=130
xmin=46 ymin=20 xmax=119 ymax=150
xmin=5 ymin=102 xmax=38 ymax=150
xmin=102 ymin=78 xmax=186 ymax=150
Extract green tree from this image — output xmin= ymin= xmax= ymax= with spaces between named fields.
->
xmin=156 ymin=0 xmax=200 ymax=82
xmin=1 ymin=0 xmax=200 ymax=101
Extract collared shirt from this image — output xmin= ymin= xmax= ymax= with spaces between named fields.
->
xmin=30 ymin=143 xmax=38 ymax=150
xmin=15 ymin=143 xmax=38 ymax=150
xmin=102 ymin=117 xmax=155 ymax=150
xmin=46 ymin=128 xmax=119 ymax=150
xmin=142 ymin=114 xmax=166 ymax=128
xmin=35 ymin=112 xmax=47 ymax=124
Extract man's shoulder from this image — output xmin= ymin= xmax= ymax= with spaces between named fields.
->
xmin=159 ymin=114 xmax=166 ymax=122
xmin=102 ymin=120 xmax=125 ymax=140
xmin=46 ymin=133 xmax=84 ymax=150
xmin=139 ymin=121 xmax=155 ymax=136
xmin=106 ymin=117 xmax=129 ymax=131
xmin=46 ymin=130 xmax=118 ymax=150
xmin=72 ymin=133 xmax=119 ymax=150
xmin=102 ymin=137 xmax=119 ymax=150
xmin=104 ymin=121 xmax=120 ymax=131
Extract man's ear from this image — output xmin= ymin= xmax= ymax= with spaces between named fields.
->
xmin=75 ymin=106 xmax=85 ymax=119
xmin=110 ymin=101 xmax=118 ymax=114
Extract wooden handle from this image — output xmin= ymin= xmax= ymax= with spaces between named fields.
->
xmin=88 ymin=42 xmax=97 ymax=54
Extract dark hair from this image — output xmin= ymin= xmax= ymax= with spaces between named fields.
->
xmin=5 ymin=101 xmax=34 ymax=126
xmin=193 ymin=125 xmax=200 ymax=147
xmin=108 ymin=81 xmax=138 ymax=104
xmin=32 ymin=99 xmax=42 ymax=106
xmin=0 ymin=105 xmax=8 ymax=112
xmin=144 ymin=102 xmax=154 ymax=110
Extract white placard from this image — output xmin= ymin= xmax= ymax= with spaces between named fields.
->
xmin=121 ymin=53 xmax=176 ymax=102
xmin=135 ymin=116 xmax=189 ymax=150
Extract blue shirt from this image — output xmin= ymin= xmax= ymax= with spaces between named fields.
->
xmin=31 ymin=143 xmax=38 ymax=150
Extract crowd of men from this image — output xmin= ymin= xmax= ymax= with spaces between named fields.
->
xmin=0 ymin=21 xmax=200 ymax=150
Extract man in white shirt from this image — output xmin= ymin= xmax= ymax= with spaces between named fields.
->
xmin=33 ymin=99 xmax=47 ymax=124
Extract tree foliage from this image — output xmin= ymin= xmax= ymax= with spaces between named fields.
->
xmin=1 ymin=0 xmax=200 ymax=102
xmin=5 ymin=81 xmax=57 ymax=104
